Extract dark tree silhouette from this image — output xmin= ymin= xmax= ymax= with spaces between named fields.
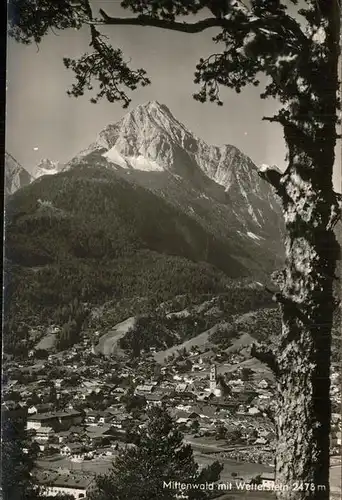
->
xmin=1 ymin=417 xmax=41 ymax=500
xmin=88 ymin=406 xmax=222 ymax=500
xmin=8 ymin=1 xmax=341 ymax=498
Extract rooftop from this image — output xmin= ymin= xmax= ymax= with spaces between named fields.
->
xmin=28 ymin=410 xmax=82 ymax=421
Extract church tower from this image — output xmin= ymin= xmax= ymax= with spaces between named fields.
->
xmin=209 ymin=364 xmax=217 ymax=393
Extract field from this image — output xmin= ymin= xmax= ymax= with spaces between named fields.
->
xmin=217 ymin=359 xmax=274 ymax=381
xmin=37 ymin=452 xmax=273 ymax=482
xmin=35 ymin=333 xmax=57 ymax=351
xmin=96 ymin=317 xmax=136 ymax=356
xmin=153 ymin=323 xmax=219 ymax=364
xmin=194 ymin=452 xmax=273 ymax=482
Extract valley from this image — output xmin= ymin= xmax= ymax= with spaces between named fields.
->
xmin=3 ymin=101 xmax=341 ymax=499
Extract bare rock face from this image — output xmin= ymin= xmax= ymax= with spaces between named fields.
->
xmin=5 ymin=153 xmax=64 ymax=196
xmin=4 ymin=152 xmax=32 ymax=196
xmin=32 ymin=158 xmax=64 ymax=179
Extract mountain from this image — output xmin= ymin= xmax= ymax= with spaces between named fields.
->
xmin=5 ymin=164 xmax=248 ymax=277
xmin=5 ymin=164 xmax=262 ymax=347
xmin=32 ymin=158 xmax=63 ymax=179
xmin=4 ymin=152 xmax=32 ymax=196
xmin=70 ymin=101 xmax=284 ymax=275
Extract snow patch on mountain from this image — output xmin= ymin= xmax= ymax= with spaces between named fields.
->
xmin=247 ymin=231 xmax=263 ymax=241
xmin=104 ymin=146 xmax=164 ymax=172
xmin=103 ymin=146 xmax=128 ymax=168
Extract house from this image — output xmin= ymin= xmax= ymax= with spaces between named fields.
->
xmin=134 ymin=384 xmax=155 ymax=395
xmin=237 ymin=405 xmax=245 ymax=415
xmin=85 ymin=412 xmax=99 ymax=425
xmin=55 ymin=379 xmax=65 ymax=390
xmin=68 ymin=426 xmax=85 ymax=441
xmin=145 ymin=393 xmax=166 ymax=407
xmin=61 ymin=444 xmax=85 ymax=460
xmin=98 ymin=412 xmax=114 ymax=425
xmin=111 ymin=413 xmax=129 ymax=429
xmin=28 ymin=405 xmax=39 ymax=415
xmin=36 ymin=403 xmax=54 ymax=414
xmin=248 ymin=407 xmax=260 ymax=415
xmin=258 ymin=379 xmax=269 ymax=389
xmin=85 ymin=425 xmax=118 ymax=445
xmin=56 ymin=431 xmax=71 ymax=444
xmin=27 ymin=410 xmax=83 ymax=432
xmin=75 ymin=390 xmax=88 ymax=401
xmin=230 ymin=379 xmax=244 ymax=387
xmin=177 ymin=417 xmax=191 ymax=426
xmin=254 ymin=437 xmax=268 ymax=445
xmin=61 ymin=444 xmax=81 ymax=456
xmin=34 ymin=426 xmax=55 ymax=442
xmin=187 ymin=405 xmax=217 ymax=420
xmin=198 ymin=421 xmax=216 ymax=434
xmin=156 ymin=387 xmax=174 ymax=398
xmin=191 ymin=364 xmax=204 ymax=372
xmin=20 ymin=389 xmax=32 ymax=399
xmin=35 ymin=471 xmax=95 ymax=499
xmin=27 ymin=414 xmax=57 ymax=431
xmin=174 ymin=411 xmax=191 ymax=425
xmin=175 ymin=383 xmax=188 ymax=393
xmin=196 ymin=392 xmax=211 ymax=402
xmin=216 ymin=401 xmax=238 ymax=411
xmin=113 ymin=387 xmax=126 ymax=395
xmin=259 ymin=429 xmax=275 ymax=440
xmin=6 ymin=379 xmax=19 ymax=390
xmin=2 ymin=401 xmax=20 ymax=412
xmin=259 ymin=392 xmax=272 ymax=400
xmin=94 ymin=447 xmax=118 ymax=458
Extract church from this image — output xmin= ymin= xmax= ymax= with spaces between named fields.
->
xmin=209 ymin=364 xmax=222 ymax=397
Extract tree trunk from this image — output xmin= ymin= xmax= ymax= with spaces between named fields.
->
xmin=271 ymin=158 xmax=340 ymax=499
xmin=259 ymin=6 xmax=341 ymax=495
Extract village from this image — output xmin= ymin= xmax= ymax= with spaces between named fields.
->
xmin=2 ymin=331 xmax=342 ymax=499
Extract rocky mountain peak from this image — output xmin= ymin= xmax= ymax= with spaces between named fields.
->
xmin=73 ymin=103 xmax=271 ymax=195
xmin=5 ymin=151 xmax=32 ymax=196
xmin=33 ymin=158 xmax=63 ymax=179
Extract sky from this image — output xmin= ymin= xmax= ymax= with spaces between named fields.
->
xmin=5 ymin=0 xmax=341 ymax=191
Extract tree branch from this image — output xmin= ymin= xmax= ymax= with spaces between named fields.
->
xmin=327 ymin=192 xmax=342 ymax=230
xmin=251 ymin=343 xmax=279 ymax=377
xmin=263 ymin=406 xmax=276 ymax=426
xmin=262 ymin=115 xmax=309 ymax=141
xmin=258 ymin=165 xmax=283 ymax=192
xmin=98 ymin=9 xmax=223 ymax=33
